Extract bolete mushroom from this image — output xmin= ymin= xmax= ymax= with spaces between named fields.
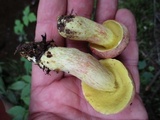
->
xmin=82 ymin=59 xmax=134 ymax=114
xmin=16 ymin=34 xmax=134 ymax=114
xmin=57 ymin=15 xmax=129 ymax=58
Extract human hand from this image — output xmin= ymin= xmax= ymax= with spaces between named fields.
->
xmin=29 ymin=0 xmax=148 ymax=119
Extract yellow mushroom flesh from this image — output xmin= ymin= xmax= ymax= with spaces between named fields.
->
xmin=90 ymin=21 xmax=129 ymax=58
xmin=82 ymin=59 xmax=134 ymax=114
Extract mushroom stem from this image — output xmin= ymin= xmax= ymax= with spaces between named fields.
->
xmin=58 ymin=15 xmax=115 ymax=49
xmin=39 ymin=47 xmax=116 ymax=91
xmin=57 ymin=15 xmax=129 ymax=58
xmin=16 ymin=35 xmax=115 ymax=91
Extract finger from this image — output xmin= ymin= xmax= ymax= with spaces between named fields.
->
xmin=32 ymin=0 xmax=67 ymax=87
xmin=115 ymin=9 xmax=140 ymax=93
xmin=95 ymin=0 xmax=118 ymax=23
xmin=66 ymin=0 xmax=94 ymax=52
xmin=35 ymin=0 xmax=66 ymax=46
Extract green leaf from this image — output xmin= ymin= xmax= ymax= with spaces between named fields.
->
xmin=18 ymin=24 xmax=24 ymax=33
xmin=21 ymin=84 xmax=31 ymax=106
xmin=22 ymin=16 xmax=29 ymax=26
xmin=23 ymin=6 xmax=30 ymax=16
xmin=138 ymin=60 xmax=147 ymax=70
xmin=141 ymin=72 xmax=154 ymax=84
xmin=14 ymin=20 xmax=24 ymax=34
xmin=21 ymin=84 xmax=30 ymax=105
xmin=6 ymin=90 xmax=18 ymax=104
xmin=142 ymin=72 xmax=154 ymax=79
xmin=0 ymin=77 xmax=5 ymax=94
xmin=7 ymin=106 xmax=26 ymax=119
xmin=14 ymin=23 xmax=24 ymax=35
xmin=28 ymin=13 xmax=36 ymax=22
xmin=14 ymin=26 xmax=20 ymax=34
xmin=22 ymin=97 xmax=30 ymax=106
xmin=22 ymin=75 xmax=31 ymax=83
xmin=148 ymin=66 xmax=155 ymax=71
xmin=15 ymin=19 xmax=21 ymax=25
xmin=21 ymin=84 xmax=30 ymax=98
xmin=9 ymin=81 xmax=26 ymax=90
xmin=24 ymin=112 xmax=29 ymax=120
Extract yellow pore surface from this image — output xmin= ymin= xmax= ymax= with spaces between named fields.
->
xmin=82 ymin=59 xmax=134 ymax=114
xmin=90 ymin=20 xmax=124 ymax=51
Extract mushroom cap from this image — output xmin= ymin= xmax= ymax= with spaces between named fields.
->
xmin=90 ymin=20 xmax=130 ymax=58
xmin=82 ymin=59 xmax=135 ymax=114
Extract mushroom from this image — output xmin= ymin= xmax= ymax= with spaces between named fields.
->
xmin=82 ymin=59 xmax=134 ymax=114
xmin=57 ymin=15 xmax=129 ymax=58
xmin=16 ymin=35 xmax=134 ymax=114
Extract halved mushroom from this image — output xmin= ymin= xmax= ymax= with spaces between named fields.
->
xmin=57 ymin=15 xmax=129 ymax=58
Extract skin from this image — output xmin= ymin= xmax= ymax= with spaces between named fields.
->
xmin=29 ymin=0 xmax=148 ymax=119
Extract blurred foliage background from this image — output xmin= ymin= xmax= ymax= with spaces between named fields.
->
xmin=0 ymin=0 xmax=159 ymax=119
xmin=119 ymin=0 xmax=160 ymax=119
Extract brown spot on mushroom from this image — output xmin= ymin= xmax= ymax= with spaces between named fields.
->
xmin=64 ymin=29 xmax=78 ymax=39
xmin=55 ymin=68 xmax=60 ymax=73
xmin=57 ymin=15 xmax=75 ymax=32
xmin=65 ymin=29 xmax=73 ymax=34
xmin=46 ymin=51 xmax=52 ymax=58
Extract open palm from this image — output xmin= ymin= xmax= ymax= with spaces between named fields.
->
xmin=29 ymin=0 xmax=148 ymax=119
